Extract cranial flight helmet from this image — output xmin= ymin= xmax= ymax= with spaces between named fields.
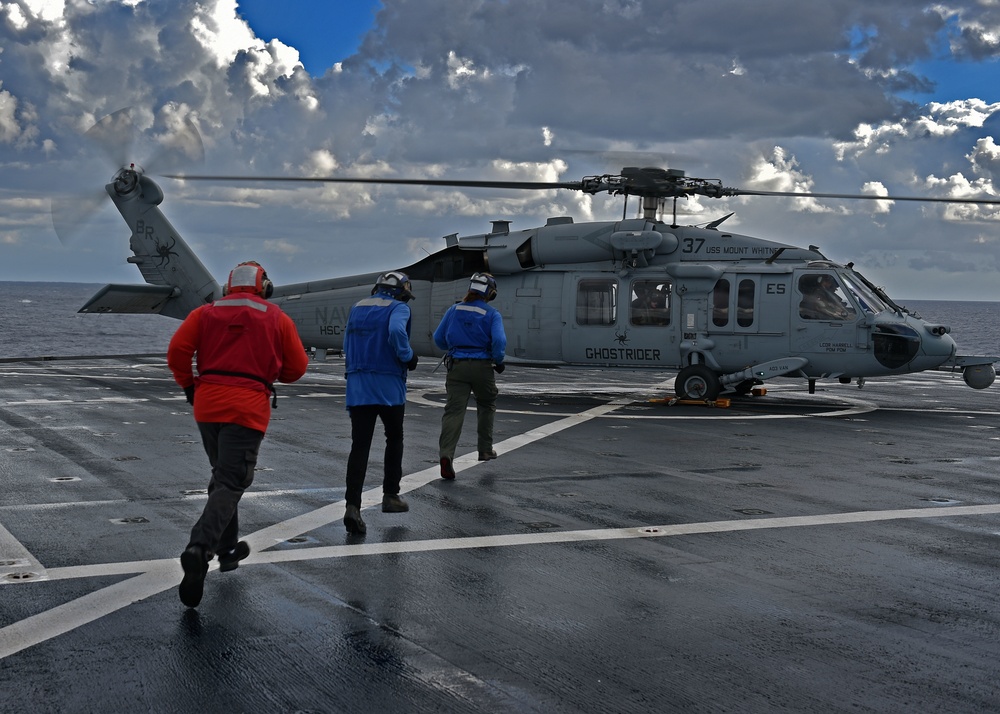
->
xmin=373 ymin=271 xmax=414 ymax=302
xmin=469 ymin=272 xmax=498 ymax=302
xmin=225 ymin=261 xmax=273 ymax=298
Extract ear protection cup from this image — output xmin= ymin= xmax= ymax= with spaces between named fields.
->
xmin=261 ymin=271 xmax=274 ymax=299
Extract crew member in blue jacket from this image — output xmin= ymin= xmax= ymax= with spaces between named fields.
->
xmin=433 ymin=272 xmax=507 ymax=479
xmin=342 ymin=271 xmax=418 ymax=534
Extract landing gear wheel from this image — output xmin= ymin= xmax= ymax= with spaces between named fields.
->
xmin=674 ymin=365 xmax=721 ymax=401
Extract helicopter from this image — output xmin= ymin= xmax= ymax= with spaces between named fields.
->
xmin=73 ymin=161 xmax=1000 ymax=401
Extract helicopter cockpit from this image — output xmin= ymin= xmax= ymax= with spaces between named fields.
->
xmin=838 ymin=265 xmax=956 ymax=370
xmin=839 ymin=273 xmax=888 ymax=315
xmin=798 ymin=273 xmax=857 ymax=321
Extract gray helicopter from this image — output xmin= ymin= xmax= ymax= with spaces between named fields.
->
xmin=71 ymin=159 xmax=1000 ymax=401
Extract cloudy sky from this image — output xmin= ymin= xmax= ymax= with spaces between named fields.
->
xmin=1 ymin=0 xmax=999 ymax=301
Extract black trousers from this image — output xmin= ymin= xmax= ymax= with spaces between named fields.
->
xmin=188 ymin=422 xmax=264 ymax=557
xmin=345 ymin=404 xmax=405 ymax=507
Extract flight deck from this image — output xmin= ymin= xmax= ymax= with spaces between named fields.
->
xmin=2 ymin=357 xmax=1000 ymax=712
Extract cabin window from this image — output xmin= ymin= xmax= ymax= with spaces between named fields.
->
xmin=576 ymin=279 xmax=618 ymax=325
xmin=629 ymin=280 xmax=671 ymax=326
xmin=712 ymin=279 xmax=730 ymax=327
xmin=737 ymin=279 xmax=755 ymax=327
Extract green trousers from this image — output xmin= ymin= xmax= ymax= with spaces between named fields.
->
xmin=439 ymin=359 xmax=498 ymax=459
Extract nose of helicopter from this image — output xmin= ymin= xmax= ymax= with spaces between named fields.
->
xmin=872 ymin=316 xmax=957 ymax=372
xmin=912 ymin=319 xmax=957 ymax=367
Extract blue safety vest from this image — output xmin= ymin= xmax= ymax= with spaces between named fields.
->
xmin=434 ymin=299 xmax=506 ymax=363
xmin=345 ymin=296 xmax=411 ymax=377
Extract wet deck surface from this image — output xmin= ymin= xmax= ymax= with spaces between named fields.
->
xmin=2 ymin=357 xmax=1000 ymax=712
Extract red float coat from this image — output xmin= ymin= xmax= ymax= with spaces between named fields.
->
xmin=167 ymin=292 xmax=308 ymax=433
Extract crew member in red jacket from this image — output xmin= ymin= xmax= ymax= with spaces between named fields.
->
xmin=167 ymin=261 xmax=308 ymax=608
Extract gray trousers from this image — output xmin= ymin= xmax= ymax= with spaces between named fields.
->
xmin=439 ymin=359 xmax=497 ymax=459
xmin=188 ymin=422 xmax=263 ymax=557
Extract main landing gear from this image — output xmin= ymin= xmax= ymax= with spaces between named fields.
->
xmin=674 ymin=364 xmax=721 ymax=401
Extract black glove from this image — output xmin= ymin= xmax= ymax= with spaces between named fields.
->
xmin=407 ymin=355 xmax=419 ymax=371
xmin=494 ymin=362 xmax=505 ymax=374
xmin=183 ymin=385 xmax=195 ymax=406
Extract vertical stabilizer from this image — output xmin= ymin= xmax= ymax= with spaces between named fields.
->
xmin=103 ymin=168 xmax=221 ymax=319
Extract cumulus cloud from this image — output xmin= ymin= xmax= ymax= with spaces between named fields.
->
xmin=861 ymin=181 xmax=894 ymax=214
xmin=743 ymin=147 xmax=846 ymax=215
xmin=922 ymin=172 xmax=1000 ymax=222
xmin=968 ymin=136 xmax=1000 ymax=178
xmin=834 ymin=99 xmax=1000 ymax=160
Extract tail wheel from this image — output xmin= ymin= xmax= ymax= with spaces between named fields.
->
xmin=675 ymin=364 xmax=721 ymax=401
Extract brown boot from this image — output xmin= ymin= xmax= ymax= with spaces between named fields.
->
xmin=382 ymin=494 xmax=409 ymax=513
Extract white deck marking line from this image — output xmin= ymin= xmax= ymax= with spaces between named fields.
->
xmin=243 ymin=395 xmax=639 ymax=552
xmin=36 ymin=502 xmax=1000 ymax=582
xmin=0 ymin=387 xmax=657 ymax=660
xmin=4 ymin=505 xmax=1000 ymax=661
xmin=406 ymin=389 xmax=879 ymax=420
xmin=0 ymin=565 xmax=174 ymax=660
xmin=0 ymin=488 xmax=346 ymax=513
xmin=0 ymin=376 xmax=896 ymax=658
xmin=5 ymin=501 xmax=1000 ymax=660
xmin=0 ymin=519 xmax=46 ymax=580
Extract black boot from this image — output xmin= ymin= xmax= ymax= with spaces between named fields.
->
xmin=344 ymin=505 xmax=367 ymax=535
xmin=179 ymin=545 xmax=209 ymax=608
xmin=218 ymin=541 xmax=251 ymax=572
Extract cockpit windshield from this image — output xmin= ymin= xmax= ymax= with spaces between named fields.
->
xmin=840 ymin=273 xmax=888 ymax=315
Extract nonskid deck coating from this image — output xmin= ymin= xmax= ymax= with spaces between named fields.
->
xmin=1 ymin=357 xmax=1000 ymax=712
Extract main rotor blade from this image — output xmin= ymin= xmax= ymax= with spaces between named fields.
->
xmin=163 ymin=171 xmax=1000 ymax=206
xmin=163 ymin=174 xmax=582 ymax=191
xmin=50 ymin=188 xmax=110 ymax=245
xmin=143 ymin=114 xmax=205 ymax=176
xmin=730 ymin=188 xmax=1000 ymax=205
xmin=84 ymin=107 xmax=135 ymax=169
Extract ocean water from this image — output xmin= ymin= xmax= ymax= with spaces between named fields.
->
xmin=902 ymin=299 xmax=1000 ymax=356
xmin=0 ymin=282 xmax=179 ymax=359
xmin=0 ymin=282 xmax=998 ymax=359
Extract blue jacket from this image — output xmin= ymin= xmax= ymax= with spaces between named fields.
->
xmin=344 ymin=292 xmax=414 ymax=406
xmin=434 ymin=299 xmax=506 ymax=364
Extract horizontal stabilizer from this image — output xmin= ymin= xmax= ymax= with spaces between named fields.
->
xmin=78 ymin=284 xmax=180 ymax=314
xmin=938 ymin=354 xmax=1000 ymax=368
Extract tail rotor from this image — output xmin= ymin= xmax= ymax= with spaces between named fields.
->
xmin=50 ymin=107 xmax=204 ymax=244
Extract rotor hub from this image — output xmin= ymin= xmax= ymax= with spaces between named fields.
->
xmin=112 ymin=166 xmax=141 ymax=197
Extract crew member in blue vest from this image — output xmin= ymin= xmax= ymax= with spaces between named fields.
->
xmin=342 ymin=271 xmax=418 ymax=535
xmin=434 ymin=272 xmax=507 ymax=479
